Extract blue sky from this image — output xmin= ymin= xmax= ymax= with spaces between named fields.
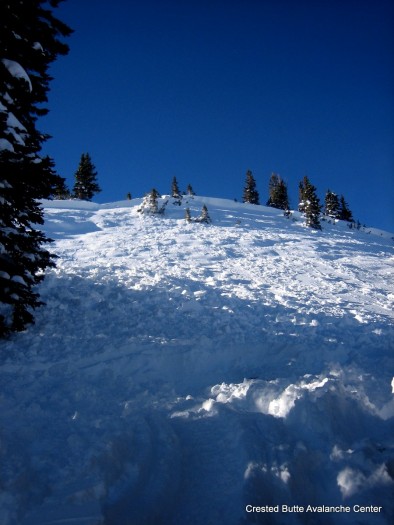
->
xmin=42 ymin=0 xmax=394 ymax=231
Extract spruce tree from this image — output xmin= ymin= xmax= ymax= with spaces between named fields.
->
xmin=171 ymin=176 xmax=182 ymax=205
xmin=298 ymin=176 xmax=322 ymax=229
xmin=72 ymin=153 xmax=101 ymax=200
xmin=198 ymin=204 xmax=211 ymax=223
xmin=53 ymin=177 xmax=70 ymax=200
xmin=186 ymin=184 xmax=195 ymax=196
xmin=137 ymin=188 xmax=162 ymax=215
xmin=185 ymin=208 xmax=192 ymax=222
xmin=266 ymin=173 xmax=290 ymax=211
xmin=171 ymin=176 xmax=180 ymax=198
xmin=148 ymin=188 xmax=159 ymax=213
xmin=243 ymin=170 xmax=259 ymax=204
xmin=339 ymin=195 xmax=354 ymax=222
xmin=324 ymin=190 xmax=340 ymax=219
xmin=0 ymin=0 xmax=72 ymax=335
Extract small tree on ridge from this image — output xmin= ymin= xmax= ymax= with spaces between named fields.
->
xmin=73 ymin=153 xmax=101 ymax=201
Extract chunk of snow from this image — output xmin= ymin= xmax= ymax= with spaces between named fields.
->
xmin=0 ymin=138 xmax=14 ymax=152
xmin=2 ymin=59 xmax=32 ymax=91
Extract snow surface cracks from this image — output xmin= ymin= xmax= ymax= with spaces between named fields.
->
xmin=1 ymin=196 xmax=393 ymax=525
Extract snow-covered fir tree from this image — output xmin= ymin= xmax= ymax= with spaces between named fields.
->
xmin=324 ymin=190 xmax=340 ymax=219
xmin=0 ymin=0 xmax=72 ymax=335
xmin=171 ymin=176 xmax=182 ymax=205
xmin=185 ymin=207 xmax=192 ymax=222
xmin=72 ymin=153 xmax=101 ymax=201
xmin=186 ymin=184 xmax=195 ymax=196
xmin=171 ymin=176 xmax=180 ymax=198
xmin=137 ymin=188 xmax=167 ymax=215
xmin=243 ymin=170 xmax=259 ymax=204
xmin=198 ymin=204 xmax=211 ymax=224
xmin=266 ymin=173 xmax=290 ymax=211
xmin=298 ymin=176 xmax=322 ymax=229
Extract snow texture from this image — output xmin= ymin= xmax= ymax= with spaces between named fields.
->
xmin=0 ymin=196 xmax=393 ymax=525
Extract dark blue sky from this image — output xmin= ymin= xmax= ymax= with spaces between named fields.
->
xmin=43 ymin=0 xmax=394 ymax=231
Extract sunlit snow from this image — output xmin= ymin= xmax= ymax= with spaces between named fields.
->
xmin=0 ymin=196 xmax=393 ymax=525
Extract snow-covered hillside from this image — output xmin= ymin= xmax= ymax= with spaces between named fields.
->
xmin=1 ymin=196 xmax=393 ymax=525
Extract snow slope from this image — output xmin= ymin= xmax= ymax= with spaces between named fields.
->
xmin=1 ymin=196 xmax=393 ymax=525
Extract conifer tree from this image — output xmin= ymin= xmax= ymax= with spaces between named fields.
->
xmin=243 ymin=170 xmax=259 ymax=204
xmin=171 ymin=176 xmax=182 ymax=205
xmin=126 ymin=192 xmax=132 ymax=200
xmin=148 ymin=188 xmax=159 ymax=213
xmin=198 ymin=204 xmax=211 ymax=223
xmin=324 ymin=190 xmax=340 ymax=219
xmin=266 ymin=173 xmax=290 ymax=211
xmin=185 ymin=208 xmax=192 ymax=222
xmin=186 ymin=184 xmax=195 ymax=196
xmin=171 ymin=176 xmax=180 ymax=198
xmin=53 ymin=177 xmax=70 ymax=200
xmin=298 ymin=176 xmax=322 ymax=229
xmin=339 ymin=195 xmax=354 ymax=222
xmin=137 ymin=188 xmax=162 ymax=215
xmin=72 ymin=153 xmax=101 ymax=200
xmin=0 ymin=0 xmax=72 ymax=335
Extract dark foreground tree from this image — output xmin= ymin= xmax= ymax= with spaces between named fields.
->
xmin=298 ymin=176 xmax=322 ymax=229
xmin=266 ymin=173 xmax=290 ymax=211
xmin=0 ymin=0 xmax=72 ymax=335
xmin=243 ymin=170 xmax=259 ymax=204
xmin=72 ymin=152 xmax=101 ymax=200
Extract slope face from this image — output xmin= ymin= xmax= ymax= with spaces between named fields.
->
xmin=1 ymin=196 xmax=393 ymax=525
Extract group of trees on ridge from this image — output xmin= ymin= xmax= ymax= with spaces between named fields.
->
xmin=136 ymin=178 xmax=211 ymax=223
xmin=64 ymin=158 xmax=354 ymax=234
xmin=243 ymin=169 xmax=354 ymax=230
xmin=53 ymin=152 xmax=101 ymax=201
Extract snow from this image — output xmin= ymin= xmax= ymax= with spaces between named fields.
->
xmin=1 ymin=196 xmax=393 ymax=525
xmin=0 ymin=138 xmax=14 ymax=152
xmin=1 ymin=59 xmax=32 ymax=91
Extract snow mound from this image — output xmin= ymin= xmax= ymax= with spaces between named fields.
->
xmin=1 ymin=196 xmax=393 ymax=524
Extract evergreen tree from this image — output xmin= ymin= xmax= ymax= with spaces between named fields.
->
xmin=266 ymin=172 xmax=290 ymax=211
xmin=339 ymin=195 xmax=354 ymax=222
xmin=53 ymin=177 xmax=70 ymax=200
xmin=171 ymin=176 xmax=182 ymax=205
xmin=148 ymin=188 xmax=159 ymax=213
xmin=171 ymin=176 xmax=180 ymax=198
xmin=72 ymin=153 xmax=101 ymax=200
xmin=126 ymin=192 xmax=132 ymax=200
xmin=298 ymin=176 xmax=322 ymax=229
xmin=186 ymin=183 xmax=195 ymax=196
xmin=0 ymin=0 xmax=72 ymax=335
xmin=198 ymin=204 xmax=211 ymax=223
xmin=243 ymin=170 xmax=259 ymax=204
xmin=137 ymin=188 xmax=163 ymax=215
xmin=324 ymin=190 xmax=340 ymax=219
xmin=185 ymin=208 xmax=192 ymax=223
